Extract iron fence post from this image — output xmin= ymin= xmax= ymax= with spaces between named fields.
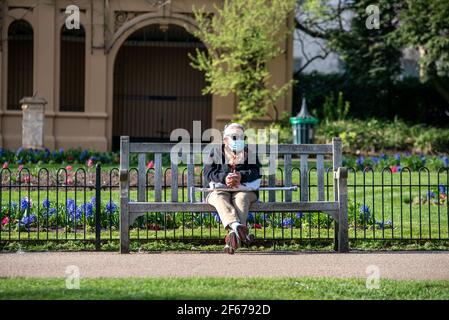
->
xmin=95 ymin=164 xmax=101 ymax=251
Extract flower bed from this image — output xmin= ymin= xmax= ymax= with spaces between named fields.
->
xmin=344 ymin=153 xmax=448 ymax=171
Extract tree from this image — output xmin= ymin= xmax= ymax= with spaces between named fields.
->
xmin=295 ymin=0 xmax=403 ymax=85
xmin=189 ymin=0 xmax=296 ymax=126
xmin=393 ymin=0 xmax=449 ymax=105
xmin=295 ymin=0 xmax=449 ymax=109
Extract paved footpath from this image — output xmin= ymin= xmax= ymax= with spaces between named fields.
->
xmin=0 ymin=251 xmax=448 ymax=280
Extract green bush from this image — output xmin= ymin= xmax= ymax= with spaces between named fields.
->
xmin=315 ymin=118 xmax=449 ymax=154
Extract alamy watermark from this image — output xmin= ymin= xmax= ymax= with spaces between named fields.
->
xmin=65 ymin=265 xmax=80 ymax=290
xmin=366 ymin=5 xmax=380 ymax=30
xmin=65 ymin=5 xmax=80 ymax=30
xmin=365 ymin=265 xmax=381 ymax=290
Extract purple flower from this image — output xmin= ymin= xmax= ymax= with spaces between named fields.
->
xmin=247 ymin=212 xmax=254 ymax=223
xmin=282 ymin=218 xmax=293 ymax=227
xmin=42 ymin=207 xmax=56 ymax=217
xmin=356 ymin=156 xmax=365 ymax=167
xmin=296 ymin=212 xmax=303 ymax=219
xmin=10 ymin=201 xmax=18 ymax=211
xmin=20 ymin=214 xmax=36 ymax=226
xmin=376 ymin=220 xmax=392 ymax=229
xmin=213 ymin=212 xmax=221 ymax=223
xmin=394 ymin=153 xmax=401 ymax=161
xmin=420 ymin=154 xmax=426 ymax=163
xmin=42 ymin=198 xmax=51 ymax=209
xmin=81 ymin=202 xmax=93 ymax=218
xmin=426 ymin=191 xmax=435 ymax=199
xmin=439 ymin=185 xmax=447 ymax=195
xmin=106 ymin=201 xmax=117 ymax=214
xmin=371 ymin=157 xmax=379 ymax=165
xmin=20 ymin=197 xmax=32 ymax=211
xmin=66 ymin=199 xmax=76 ymax=214
xmin=68 ymin=206 xmax=83 ymax=222
xmin=359 ymin=204 xmax=371 ymax=222
xmin=442 ymin=156 xmax=448 ymax=168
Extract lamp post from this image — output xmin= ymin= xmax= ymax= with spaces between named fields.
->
xmin=290 ymin=97 xmax=318 ymax=144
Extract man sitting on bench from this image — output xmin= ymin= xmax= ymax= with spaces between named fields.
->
xmin=203 ymin=123 xmax=262 ymax=254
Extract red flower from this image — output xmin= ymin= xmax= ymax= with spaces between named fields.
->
xmin=147 ymin=161 xmax=154 ymax=169
xmin=1 ymin=216 xmax=9 ymax=226
xmin=254 ymin=223 xmax=262 ymax=229
xmin=22 ymin=175 xmax=30 ymax=183
xmin=391 ymin=166 xmax=398 ymax=173
xmin=87 ymin=159 xmax=93 ymax=168
xmin=66 ymin=165 xmax=73 ymax=171
xmin=18 ymin=164 xmax=24 ymax=172
xmin=148 ymin=223 xmax=161 ymax=230
xmin=2 ymin=162 xmax=8 ymax=169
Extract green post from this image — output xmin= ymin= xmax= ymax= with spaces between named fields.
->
xmin=290 ymin=98 xmax=318 ymax=144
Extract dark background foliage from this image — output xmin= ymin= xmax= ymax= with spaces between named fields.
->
xmin=293 ymin=73 xmax=449 ymax=127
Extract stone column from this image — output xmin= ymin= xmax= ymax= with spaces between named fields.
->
xmin=21 ymin=97 xmax=47 ymax=149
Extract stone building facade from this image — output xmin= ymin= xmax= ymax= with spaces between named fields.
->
xmin=0 ymin=0 xmax=293 ymax=151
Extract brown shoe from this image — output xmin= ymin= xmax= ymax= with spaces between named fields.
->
xmin=224 ymin=231 xmax=239 ymax=254
xmin=236 ymin=224 xmax=254 ymax=245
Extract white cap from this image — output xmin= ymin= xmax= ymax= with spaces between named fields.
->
xmin=223 ymin=123 xmax=244 ymax=137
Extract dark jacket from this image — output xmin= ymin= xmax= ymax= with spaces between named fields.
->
xmin=203 ymin=144 xmax=262 ymax=198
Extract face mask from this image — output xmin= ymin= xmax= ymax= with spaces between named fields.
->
xmin=229 ymin=139 xmax=245 ymax=152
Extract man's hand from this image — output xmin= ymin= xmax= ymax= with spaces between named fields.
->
xmin=226 ymin=172 xmax=241 ymax=188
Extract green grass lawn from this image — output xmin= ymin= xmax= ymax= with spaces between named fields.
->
xmin=0 ymin=277 xmax=448 ymax=300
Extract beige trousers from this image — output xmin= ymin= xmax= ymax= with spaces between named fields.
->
xmin=206 ymin=190 xmax=258 ymax=229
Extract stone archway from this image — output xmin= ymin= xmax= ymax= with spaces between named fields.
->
xmin=106 ymin=13 xmax=212 ymax=150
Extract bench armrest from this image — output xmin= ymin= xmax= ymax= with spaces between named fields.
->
xmin=334 ymin=167 xmax=348 ymax=180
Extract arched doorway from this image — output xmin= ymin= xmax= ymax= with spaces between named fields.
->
xmin=112 ymin=24 xmax=211 ymax=150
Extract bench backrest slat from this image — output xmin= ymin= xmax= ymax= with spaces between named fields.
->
xmin=138 ymin=153 xmax=146 ymax=202
xmin=332 ymin=138 xmax=342 ymax=202
xmin=317 ymin=154 xmax=325 ymax=201
xmin=171 ymin=160 xmax=178 ymax=202
xmin=154 ymin=153 xmax=162 ymax=202
xmin=283 ymin=154 xmax=292 ymax=202
xmin=300 ymin=154 xmax=309 ymax=201
xmin=187 ymin=153 xmax=195 ymax=202
xmin=268 ymin=152 xmax=277 ymax=202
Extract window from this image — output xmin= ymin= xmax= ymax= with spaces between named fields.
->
xmin=59 ymin=25 xmax=85 ymax=112
xmin=7 ymin=20 xmax=34 ymax=110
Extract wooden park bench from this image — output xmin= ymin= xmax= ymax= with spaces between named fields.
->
xmin=119 ymin=136 xmax=348 ymax=253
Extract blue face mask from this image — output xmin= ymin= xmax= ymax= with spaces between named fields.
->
xmin=229 ymin=139 xmax=245 ymax=152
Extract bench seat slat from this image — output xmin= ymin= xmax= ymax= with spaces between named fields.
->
xmin=129 ymin=201 xmax=339 ymax=213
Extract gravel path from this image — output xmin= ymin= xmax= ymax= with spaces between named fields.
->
xmin=1 ymin=251 xmax=448 ymax=280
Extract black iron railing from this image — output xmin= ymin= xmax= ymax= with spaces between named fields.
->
xmin=0 ymin=165 xmax=448 ymax=247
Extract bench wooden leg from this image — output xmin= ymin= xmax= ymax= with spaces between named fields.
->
xmin=338 ymin=209 xmax=349 ymax=253
xmin=334 ymin=220 xmax=339 ymax=251
xmin=337 ymin=168 xmax=349 ymax=253
xmin=120 ymin=197 xmax=130 ymax=254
